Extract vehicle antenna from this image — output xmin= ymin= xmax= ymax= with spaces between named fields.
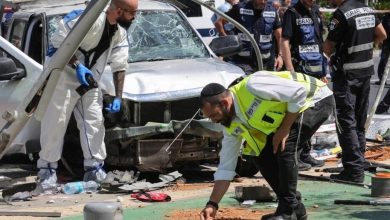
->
xmin=164 ymin=108 xmax=200 ymax=154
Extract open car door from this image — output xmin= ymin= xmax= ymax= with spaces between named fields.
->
xmin=0 ymin=0 xmax=111 ymax=158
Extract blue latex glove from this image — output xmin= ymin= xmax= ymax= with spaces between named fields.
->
xmin=75 ymin=63 xmax=93 ymax=86
xmin=105 ymin=97 xmax=121 ymax=113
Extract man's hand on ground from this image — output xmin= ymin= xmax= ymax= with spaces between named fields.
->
xmin=200 ymin=206 xmax=216 ymax=220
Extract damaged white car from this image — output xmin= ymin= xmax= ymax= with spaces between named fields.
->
xmin=0 ymin=0 xmax=248 ymax=173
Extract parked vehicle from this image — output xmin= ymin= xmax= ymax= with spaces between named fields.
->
xmin=0 ymin=0 xmax=246 ymax=173
xmin=173 ymin=0 xmax=225 ymax=44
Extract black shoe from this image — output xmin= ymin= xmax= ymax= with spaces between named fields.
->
xmin=294 ymin=203 xmax=308 ymax=220
xmin=363 ymin=161 xmax=377 ymax=173
xmin=330 ymin=171 xmax=364 ymax=183
xmin=301 ymin=155 xmax=325 ymax=167
xmin=262 ymin=205 xmax=306 ymax=220
xmin=376 ymin=102 xmax=390 ymax=114
xmin=298 ymin=161 xmax=311 ymax=171
xmin=261 ymin=213 xmax=275 ymax=220
xmin=322 ymin=167 xmax=344 ymax=173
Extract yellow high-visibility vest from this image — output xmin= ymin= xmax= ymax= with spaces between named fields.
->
xmin=225 ymin=71 xmax=325 ymax=156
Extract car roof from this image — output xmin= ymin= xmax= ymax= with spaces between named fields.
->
xmin=16 ymin=0 xmax=176 ymax=16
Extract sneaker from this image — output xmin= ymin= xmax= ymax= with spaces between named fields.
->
xmin=83 ymin=165 xmax=107 ymax=183
xmin=298 ymin=160 xmax=311 ymax=171
xmin=329 ymin=171 xmax=364 ymax=183
xmin=301 ymin=155 xmax=325 ymax=167
xmin=36 ymin=168 xmax=58 ymax=193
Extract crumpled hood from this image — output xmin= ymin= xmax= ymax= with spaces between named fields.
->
xmin=100 ymin=58 xmax=244 ymax=102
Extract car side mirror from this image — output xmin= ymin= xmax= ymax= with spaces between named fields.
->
xmin=0 ymin=56 xmax=26 ymax=81
xmin=209 ymin=35 xmax=243 ymax=57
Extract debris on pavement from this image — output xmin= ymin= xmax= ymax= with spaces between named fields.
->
xmin=240 ymin=200 xmax=256 ymax=207
xmin=118 ymin=171 xmax=182 ymax=192
xmin=4 ymin=191 xmax=32 ymax=202
xmin=131 ymin=192 xmax=171 ymax=202
xmin=101 ymin=170 xmax=140 ymax=191
xmin=235 ymin=185 xmax=276 ymax=202
xmin=334 ymin=199 xmax=390 ymax=205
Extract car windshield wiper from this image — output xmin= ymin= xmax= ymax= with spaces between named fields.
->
xmin=130 ymin=58 xmax=175 ymax=63
xmin=145 ymin=58 xmax=175 ymax=61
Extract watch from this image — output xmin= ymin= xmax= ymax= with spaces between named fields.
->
xmin=71 ymin=60 xmax=81 ymax=69
xmin=206 ymin=200 xmax=219 ymax=210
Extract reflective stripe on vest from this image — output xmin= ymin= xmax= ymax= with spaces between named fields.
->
xmin=343 ymin=59 xmax=374 ymax=70
xmin=347 ymin=42 xmax=373 ymax=54
xmin=344 ymin=42 xmax=374 ymax=70
xmin=272 ymin=71 xmax=324 ymax=102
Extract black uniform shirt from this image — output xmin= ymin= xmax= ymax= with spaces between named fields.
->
xmin=226 ymin=1 xmax=282 ymax=31
xmin=327 ymin=0 xmax=380 ymax=45
xmin=327 ymin=0 xmax=380 ymax=78
xmin=282 ymin=1 xmax=323 ymax=52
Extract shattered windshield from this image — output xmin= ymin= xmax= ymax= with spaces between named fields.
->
xmin=127 ymin=10 xmax=209 ymax=63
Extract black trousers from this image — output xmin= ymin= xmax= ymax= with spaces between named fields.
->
xmin=293 ymin=63 xmax=325 ymax=159
xmin=246 ymin=95 xmax=334 ymax=214
xmin=333 ymin=74 xmax=369 ymax=175
xmin=378 ymin=44 xmax=390 ymax=82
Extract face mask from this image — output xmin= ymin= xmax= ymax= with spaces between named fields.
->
xmin=117 ymin=17 xmax=132 ymax=30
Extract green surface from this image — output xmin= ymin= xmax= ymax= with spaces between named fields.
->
xmin=64 ymin=175 xmax=390 ymax=220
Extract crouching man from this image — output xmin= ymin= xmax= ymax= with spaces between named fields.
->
xmin=199 ymin=71 xmax=334 ymax=220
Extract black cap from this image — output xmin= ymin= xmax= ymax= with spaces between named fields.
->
xmin=200 ymin=83 xmax=226 ymax=97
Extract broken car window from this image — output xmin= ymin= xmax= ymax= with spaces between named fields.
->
xmin=127 ymin=10 xmax=209 ymax=63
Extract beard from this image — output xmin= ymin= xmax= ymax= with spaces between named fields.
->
xmin=220 ymin=106 xmax=234 ymax=127
xmin=117 ymin=17 xmax=132 ymax=30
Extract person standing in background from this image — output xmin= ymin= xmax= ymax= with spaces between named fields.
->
xmin=280 ymin=0 xmax=327 ymax=171
xmin=375 ymin=13 xmax=390 ymax=114
xmin=323 ymin=0 xmax=386 ymax=183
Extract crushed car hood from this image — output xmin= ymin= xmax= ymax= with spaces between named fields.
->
xmin=100 ymin=58 xmax=244 ymax=102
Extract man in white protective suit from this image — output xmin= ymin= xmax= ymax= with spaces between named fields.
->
xmin=36 ymin=0 xmax=138 ymax=193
